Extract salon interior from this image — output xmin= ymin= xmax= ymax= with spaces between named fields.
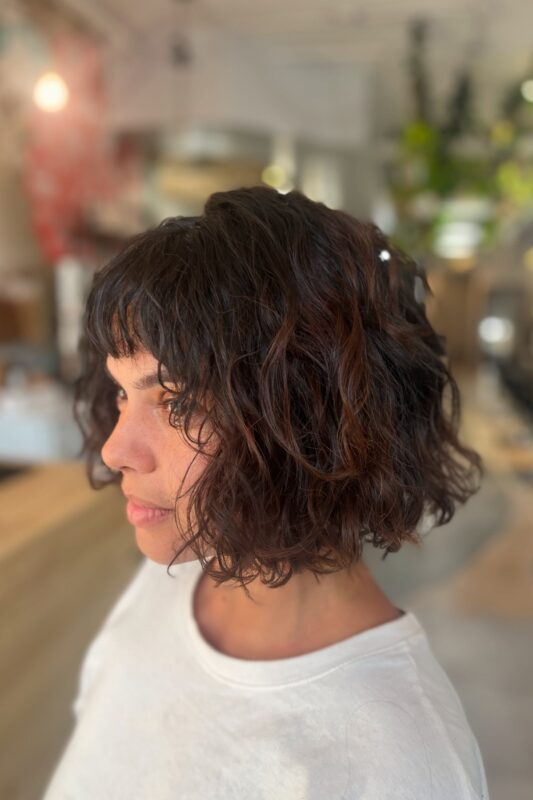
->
xmin=0 ymin=1 xmax=532 ymax=798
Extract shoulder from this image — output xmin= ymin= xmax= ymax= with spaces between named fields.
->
xmin=345 ymin=699 xmax=433 ymax=792
xmin=71 ymin=557 xmax=156 ymax=719
xmin=343 ymin=697 xmax=487 ymax=799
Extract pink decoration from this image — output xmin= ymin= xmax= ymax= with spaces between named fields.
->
xmin=23 ymin=33 xmax=114 ymax=263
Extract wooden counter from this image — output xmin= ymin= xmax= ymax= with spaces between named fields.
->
xmin=0 ymin=461 xmax=141 ymax=800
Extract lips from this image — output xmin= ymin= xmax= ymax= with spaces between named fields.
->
xmin=125 ymin=493 xmax=172 ymax=510
xmin=125 ymin=495 xmax=175 ymax=527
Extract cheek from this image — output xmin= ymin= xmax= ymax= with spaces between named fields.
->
xmin=136 ymin=426 xmax=218 ymax=566
xmin=160 ymin=426 xmax=214 ymax=498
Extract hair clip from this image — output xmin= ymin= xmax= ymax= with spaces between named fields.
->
xmin=378 ymin=249 xmax=391 ymax=262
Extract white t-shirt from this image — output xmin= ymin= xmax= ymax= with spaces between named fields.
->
xmin=43 ymin=557 xmax=490 ymax=799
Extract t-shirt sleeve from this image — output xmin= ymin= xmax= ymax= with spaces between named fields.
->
xmin=344 ymin=698 xmax=487 ymax=799
xmin=344 ymin=700 xmax=433 ymax=799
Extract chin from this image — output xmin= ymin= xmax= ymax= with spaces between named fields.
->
xmin=134 ymin=526 xmax=196 ymax=566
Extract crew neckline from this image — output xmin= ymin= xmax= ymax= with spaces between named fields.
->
xmin=177 ymin=558 xmax=424 ymax=688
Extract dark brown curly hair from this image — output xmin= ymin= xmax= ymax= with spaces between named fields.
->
xmin=74 ymin=185 xmax=484 ymax=590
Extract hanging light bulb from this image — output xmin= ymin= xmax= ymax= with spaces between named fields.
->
xmin=33 ymin=71 xmax=69 ymax=112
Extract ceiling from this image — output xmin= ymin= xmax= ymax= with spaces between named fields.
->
xmin=5 ymin=0 xmax=533 ymax=143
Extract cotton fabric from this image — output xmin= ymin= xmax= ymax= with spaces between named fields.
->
xmin=42 ymin=556 xmax=490 ymax=799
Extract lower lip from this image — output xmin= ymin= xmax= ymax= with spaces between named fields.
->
xmin=126 ymin=499 xmax=174 ymax=527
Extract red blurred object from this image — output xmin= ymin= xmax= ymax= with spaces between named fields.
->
xmin=23 ymin=32 xmax=114 ymax=264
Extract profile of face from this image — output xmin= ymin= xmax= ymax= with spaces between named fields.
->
xmin=100 ymin=348 xmax=215 ymax=566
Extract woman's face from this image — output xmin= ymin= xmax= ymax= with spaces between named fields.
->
xmin=100 ymin=347 xmax=216 ymax=565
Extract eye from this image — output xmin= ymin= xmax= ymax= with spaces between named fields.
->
xmin=163 ymin=395 xmax=205 ymax=427
xmin=159 ymin=394 xmax=176 ymax=409
xmin=115 ymin=387 xmax=127 ymax=405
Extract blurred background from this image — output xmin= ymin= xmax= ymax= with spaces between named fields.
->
xmin=0 ymin=0 xmax=532 ymax=798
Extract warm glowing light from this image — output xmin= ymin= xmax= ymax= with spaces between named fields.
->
xmin=33 ymin=72 xmax=69 ymax=112
xmin=520 ymin=79 xmax=533 ymax=103
xmin=261 ymin=164 xmax=287 ymax=189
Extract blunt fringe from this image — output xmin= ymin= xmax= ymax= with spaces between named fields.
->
xmin=73 ymin=185 xmax=484 ymax=591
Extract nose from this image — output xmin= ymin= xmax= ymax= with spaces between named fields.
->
xmin=101 ymin=412 xmax=157 ymax=474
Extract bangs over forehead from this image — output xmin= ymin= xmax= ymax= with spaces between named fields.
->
xmin=84 ymin=219 xmax=205 ymax=389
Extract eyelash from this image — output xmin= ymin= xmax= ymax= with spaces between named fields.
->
xmin=114 ymin=389 xmax=202 ymax=427
xmin=114 ymin=387 xmax=175 ymax=409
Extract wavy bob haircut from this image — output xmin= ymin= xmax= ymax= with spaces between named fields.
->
xmin=74 ymin=185 xmax=484 ymax=590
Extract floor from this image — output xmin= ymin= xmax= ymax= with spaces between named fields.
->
xmin=365 ymin=360 xmax=533 ymax=800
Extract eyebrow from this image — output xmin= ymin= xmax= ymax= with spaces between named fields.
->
xmin=104 ymin=362 xmax=173 ymax=391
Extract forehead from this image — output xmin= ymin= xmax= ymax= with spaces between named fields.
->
xmin=104 ymin=350 xmax=175 ymax=391
xmin=105 ymin=348 xmax=159 ymax=373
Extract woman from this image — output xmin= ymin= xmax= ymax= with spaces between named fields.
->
xmin=43 ymin=186 xmax=489 ymax=798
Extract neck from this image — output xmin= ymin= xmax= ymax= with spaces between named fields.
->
xmin=193 ymin=557 xmax=403 ymax=660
